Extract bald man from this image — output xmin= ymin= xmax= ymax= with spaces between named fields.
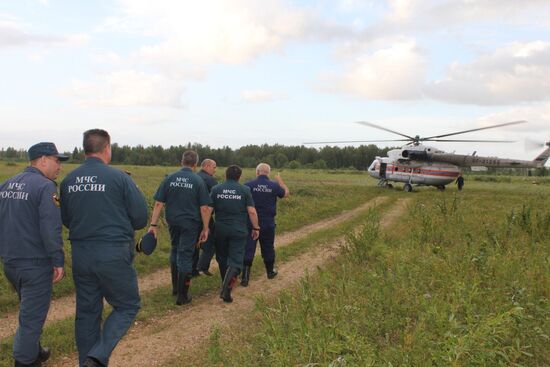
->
xmin=241 ymin=163 xmax=289 ymax=286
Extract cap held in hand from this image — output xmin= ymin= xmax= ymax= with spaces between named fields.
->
xmin=136 ymin=232 xmax=157 ymax=255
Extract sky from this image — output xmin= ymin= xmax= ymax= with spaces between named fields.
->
xmin=2 ymin=0 xmax=550 ymax=161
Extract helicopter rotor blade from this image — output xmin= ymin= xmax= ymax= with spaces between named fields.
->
xmin=421 ymin=120 xmax=527 ymax=140
xmin=303 ymin=139 xmax=410 ymax=144
xmin=426 ymin=139 xmax=516 ymax=143
xmin=355 ymin=121 xmax=416 ymax=140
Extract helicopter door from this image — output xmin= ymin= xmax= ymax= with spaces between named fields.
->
xmin=379 ymin=163 xmax=387 ymax=178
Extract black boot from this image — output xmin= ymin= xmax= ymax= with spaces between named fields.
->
xmin=240 ymin=265 xmax=251 ymax=287
xmin=82 ymin=357 xmax=105 ymax=367
xmin=38 ymin=345 xmax=50 ymax=362
xmin=176 ymin=273 xmax=192 ymax=305
xmin=220 ymin=267 xmax=239 ymax=303
xmin=170 ymin=263 xmax=178 ymax=296
xmin=265 ymin=260 xmax=278 ymax=279
xmin=14 ymin=344 xmax=50 ymax=367
xmin=14 ymin=360 xmax=41 ymax=367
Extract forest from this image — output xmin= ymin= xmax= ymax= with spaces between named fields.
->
xmin=0 ymin=143 xmax=391 ymax=170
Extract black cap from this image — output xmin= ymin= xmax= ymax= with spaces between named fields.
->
xmin=136 ymin=232 xmax=157 ymax=256
xmin=28 ymin=142 xmax=69 ymax=161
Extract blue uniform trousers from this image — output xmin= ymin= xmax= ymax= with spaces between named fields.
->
xmin=71 ymin=242 xmax=140 ymax=367
xmin=215 ymin=224 xmax=247 ymax=277
xmin=169 ymin=222 xmax=200 ymax=274
xmin=3 ymin=258 xmax=52 ymax=364
xmin=244 ymin=225 xmax=276 ymax=265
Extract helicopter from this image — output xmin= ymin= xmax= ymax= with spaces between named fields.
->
xmin=307 ymin=120 xmax=550 ymax=192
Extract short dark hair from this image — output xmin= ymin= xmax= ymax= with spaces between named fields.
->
xmin=181 ymin=150 xmax=198 ymax=167
xmin=83 ymin=129 xmax=110 ymax=154
xmin=225 ymin=165 xmax=242 ymax=181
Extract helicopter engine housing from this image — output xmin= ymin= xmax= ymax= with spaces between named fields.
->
xmin=401 ymin=150 xmax=428 ymax=160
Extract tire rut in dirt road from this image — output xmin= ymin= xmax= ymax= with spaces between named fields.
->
xmin=50 ymin=197 xmax=409 ymax=367
xmin=0 ymin=197 xmax=388 ymax=340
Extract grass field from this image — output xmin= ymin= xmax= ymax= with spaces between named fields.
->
xmin=1 ymin=161 xmax=549 ymax=366
xmin=193 ymin=182 xmax=550 ymax=366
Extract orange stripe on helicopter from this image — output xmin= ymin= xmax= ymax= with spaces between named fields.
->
xmin=383 ymin=166 xmax=459 ymax=177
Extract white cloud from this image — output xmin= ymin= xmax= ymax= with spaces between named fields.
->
xmin=320 ymin=40 xmax=428 ymax=100
xmin=99 ymin=0 xmax=313 ymax=67
xmin=426 ymin=41 xmax=550 ymax=105
xmin=241 ymin=90 xmax=287 ymax=103
xmin=0 ymin=17 xmax=89 ymax=48
xmin=81 ymin=0 xmax=331 ymax=109
xmin=387 ymin=0 xmax=415 ymax=22
xmin=478 ymin=103 xmax=550 ymax=133
xmin=384 ymin=0 xmax=550 ymax=28
xmin=80 ymin=0 xmax=346 ymax=109
xmin=67 ymin=70 xmax=185 ymax=108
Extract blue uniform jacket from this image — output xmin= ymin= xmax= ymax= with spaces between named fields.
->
xmin=153 ymin=167 xmax=211 ymax=227
xmin=197 ymin=170 xmax=218 ymax=193
xmin=0 ymin=167 xmax=65 ymax=267
xmin=60 ymin=157 xmax=148 ymax=243
xmin=210 ymin=180 xmax=254 ymax=234
xmin=245 ymin=175 xmax=285 ymax=227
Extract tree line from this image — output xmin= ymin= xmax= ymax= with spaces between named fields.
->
xmin=0 ymin=143 xmax=392 ymax=170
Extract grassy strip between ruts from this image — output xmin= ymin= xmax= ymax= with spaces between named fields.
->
xmin=0 ymin=195 xmax=397 ymax=366
xmin=179 ymin=189 xmax=550 ymax=366
xmin=0 ymin=173 xmax=378 ymax=316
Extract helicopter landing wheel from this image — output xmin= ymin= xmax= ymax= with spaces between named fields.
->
xmin=403 ymin=183 xmax=413 ymax=192
xmin=386 ymin=183 xmax=393 ymax=189
xmin=437 ymin=185 xmax=446 ymax=191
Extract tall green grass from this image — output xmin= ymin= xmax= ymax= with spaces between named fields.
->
xmin=203 ymin=192 xmax=550 ymax=366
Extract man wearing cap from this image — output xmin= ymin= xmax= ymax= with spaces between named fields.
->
xmin=241 ymin=163 xmax=289 ymax=286
xmin=196 ymin=159 xmax=218 ymax=276
xmin=60 ymin=129 xmax=148 ymax=367
xmin=210 ymin=165 xmax=259 ymax=303
xmin=0 ymin=142 xmax=67 ymax=367
xmin=148 ymin=150 xmax=211 ymax=305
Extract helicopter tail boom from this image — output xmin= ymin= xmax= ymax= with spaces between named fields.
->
xmin=426 ymin=141 xmax=550 ymax=168
xmin=533 ymin=141 xmax=550 ymax=167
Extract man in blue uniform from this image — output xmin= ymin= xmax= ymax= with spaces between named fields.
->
xmin=241 ymin=163 xmax=289 ymax=286
xmin=148 ymin=150 xmax=211 ymax=305
xmin=196 ymin=159 xmax=218 ymax=276
xmin=0 ymin=142 xmax=66 ymax=367
xmin=455 ymin=174 xmax=464 ymax=191
xmin=210 ymin=165 xmax=259 ymax=303
xmin=60 ymin=129 xmax=148 ymax=367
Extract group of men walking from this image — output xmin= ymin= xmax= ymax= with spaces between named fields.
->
xmin=0 ymin=129 xmax=289 ymax=366
xmin=150 ymin=152 xmax=289 ymax=304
